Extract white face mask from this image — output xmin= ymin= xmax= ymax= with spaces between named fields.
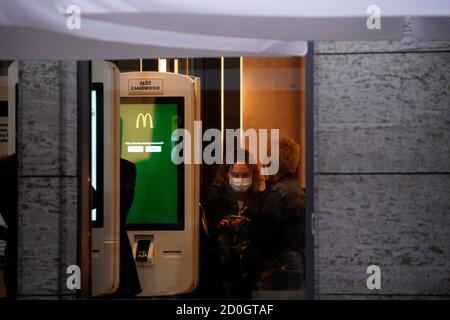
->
xmin=229 ymin=177 xmax=252 ymax=193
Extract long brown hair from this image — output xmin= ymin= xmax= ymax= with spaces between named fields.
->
xmin=213 ymin=148 xmax=265 ymax=197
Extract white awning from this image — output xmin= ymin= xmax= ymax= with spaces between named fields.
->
xmin=0 ymin=0 xmax=449 ymax=59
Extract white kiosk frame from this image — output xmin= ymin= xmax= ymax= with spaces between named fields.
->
xmin=120 ymin=71 xmax=200 ymax=296
xmin=91 ymin=60 xmax=121 ymax=297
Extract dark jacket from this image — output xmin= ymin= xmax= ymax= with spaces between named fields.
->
xmin=240 ymin=174 xmax=305 ymax=290
xmin=117 ymin=158 xmax=142 ymax=297
xmin=202 ymin=183 xmax=261 ymax=247
xmin=200 ymin=183 xmax=260 ymax=297
xmin=203 ymin=184 xmax=249 ymax=239
xmin=0 ymin=153 xmax=18 ymax=298
xmin=105 ymin=158 xmax=142 ymax=298
xmin=0 ymin=154 xmax=17 ymax=239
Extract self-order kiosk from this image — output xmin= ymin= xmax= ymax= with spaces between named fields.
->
xmin=91 ymin=60 xmax=200 ymax=297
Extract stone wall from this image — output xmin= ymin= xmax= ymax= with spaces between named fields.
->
xmin=313 ymin=20 xmax=450 ymax=299
xmin=17 ymin=61 xmax=78 ymax=299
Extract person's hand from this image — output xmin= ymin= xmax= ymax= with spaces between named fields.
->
xmin=218 ymin=217 xmax=242 ymax=230
xmin=229 ymin=218 xmax=241 ymax=228
xmin=218 ymin=218 xmax=231 ymax=229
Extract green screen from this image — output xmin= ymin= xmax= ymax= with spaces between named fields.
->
xmin=120 ymin=102 xmax=180 ymax=226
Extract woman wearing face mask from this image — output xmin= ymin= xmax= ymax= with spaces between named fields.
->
xmin=200 ymin=148 xmax=264 ymax=299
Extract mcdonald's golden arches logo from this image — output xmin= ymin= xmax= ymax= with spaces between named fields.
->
xmin=136 ymin=113 xmax=154 ymax=129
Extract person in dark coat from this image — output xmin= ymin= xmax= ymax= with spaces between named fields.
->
xmin=0 ymin=153 xmax=18 ymax=299
xmin=240 ymin=136 xmax=305 ymax=292
xmin=201 ymin=149 xmax=265 ymax=299
xmin=109 ymin=158 xmax=142 ymax=297
xmin=93 ymin=158 xmax=141 ymax=298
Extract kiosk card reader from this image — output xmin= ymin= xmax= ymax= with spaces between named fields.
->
xmin=120 ymin=71 xmax=200 ymax=296
xmin=135 ymin=239 xmax=152 ymax=262
xmin=134 ymin=238 xmax=155 ymax=263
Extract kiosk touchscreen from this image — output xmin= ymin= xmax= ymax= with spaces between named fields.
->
xmin=120 ymin=97 xmax=184 ymax=229
xmin=120 ymin=72 xmax=200 ymax=296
